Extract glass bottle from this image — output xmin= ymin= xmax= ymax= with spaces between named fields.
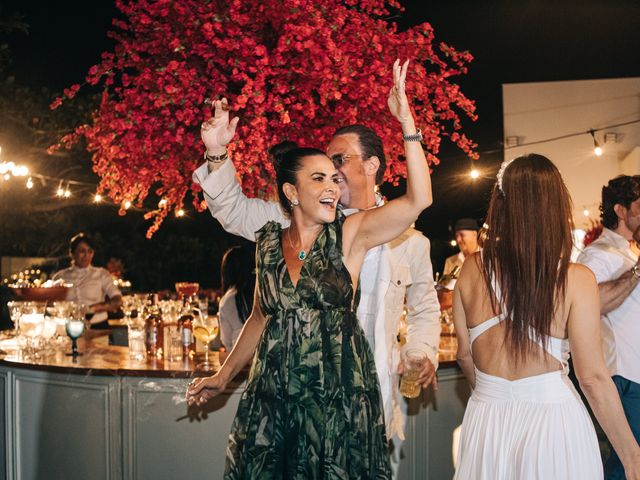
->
xmin=145 ymin=293 xmax=164 ymax=359
xmin=177 ymin=294 xmax=196 ymax=360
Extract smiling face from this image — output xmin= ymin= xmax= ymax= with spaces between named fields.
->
xmin=326 ymin=133 xmax=377 ymax=209
xmin=455 ymin=229 xmax=479 ymax=257
xmin=71 ymin=241 xmax=94 ymax=269
xmin=283 ymin=154 xmax=340 ymax=224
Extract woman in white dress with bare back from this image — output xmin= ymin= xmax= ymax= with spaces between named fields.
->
xmin=453 ymin=154 xmax=640 ymax=479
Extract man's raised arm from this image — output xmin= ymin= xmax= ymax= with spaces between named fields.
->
xmin=193 ymin=159 xmax=287 ymax=241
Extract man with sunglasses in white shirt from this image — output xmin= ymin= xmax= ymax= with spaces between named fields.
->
xmin=193 ymin=99 xmax=441 ymax=477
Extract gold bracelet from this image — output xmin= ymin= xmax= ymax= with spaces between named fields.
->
xmin=204 ymin=149 xmax=228 ymax=163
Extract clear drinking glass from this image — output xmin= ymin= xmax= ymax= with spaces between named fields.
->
xmin=192 ymin=312 xmax=219 ymax=371
xmin=399 ymin=349 xmax=427 ymax=399
xmin=65 ymin=304 xmax=86 ymax=359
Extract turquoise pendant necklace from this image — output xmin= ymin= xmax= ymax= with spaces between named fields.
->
xmin=288 ymin=228 xmax=307 ymax=261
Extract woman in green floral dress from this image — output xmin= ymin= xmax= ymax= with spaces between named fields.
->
xmin=187 ymin=60 xmax=432 ymax=479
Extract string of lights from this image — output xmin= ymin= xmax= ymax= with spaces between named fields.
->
xmin=2 ymin=118 xmax=638 ymax=219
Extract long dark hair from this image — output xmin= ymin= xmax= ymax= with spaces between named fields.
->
xmin=220 ymin=245 xmax=256 ymax=323
xmin=482 ymin=154 xmax=573 ymax=363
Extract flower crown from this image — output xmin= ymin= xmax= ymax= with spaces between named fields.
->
xmin=496 ymin=158 xmax=515 ymax=194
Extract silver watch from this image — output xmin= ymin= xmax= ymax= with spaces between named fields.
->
xmin=632 ymin=264 xmax=640 ymax=279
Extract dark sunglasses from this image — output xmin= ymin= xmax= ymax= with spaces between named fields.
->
xmin=329 ymin=153 xmax=363 ymax=166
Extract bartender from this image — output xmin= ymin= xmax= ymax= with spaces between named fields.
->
xmin=52 ymin=233 xmax=123 ymax=328
xmin=442 ymin=218 xmax=481 ymax=288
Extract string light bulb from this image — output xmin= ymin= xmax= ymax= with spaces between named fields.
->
xmin=176 ymin=208 xmax=185 ymax=217
xmin=26 ymin=177 xmax=33 ymax=189
xmin=56 ymin=187 xmax=64 ymax=197
xmin=63 ymin=188 xmax=71 ymax=198
xmin=123 ymin=200 xmax=132 ymax=210
xmin=583 ymin=209 xmax=590 ymax=217
xmin=3 ymin=173 xmax=10 ymax=181
xmin=158 ymin=198 xmax=167 ymax=208
xmin=590 ymin=129 xmax=603 ymax=156
xmin=469 ymin=169 xmax=480 ymax=180
xmin=94 ymin=193 xmax=102 ymax=203
xmin=450 ymin=239 xmax=457 ymax=247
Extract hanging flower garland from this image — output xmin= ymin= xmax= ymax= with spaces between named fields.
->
xmin=50 ymin=0 xmax=478 ymax=237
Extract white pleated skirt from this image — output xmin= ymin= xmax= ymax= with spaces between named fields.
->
xmin=454 ymin=368 xmax=603 ymax=480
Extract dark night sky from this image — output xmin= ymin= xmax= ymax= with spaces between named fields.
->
xmin=2 ymin=0 xmax=640 ymax=266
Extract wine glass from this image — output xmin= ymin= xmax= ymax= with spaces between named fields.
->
xmin=175 ymin=282 xmax=200 ymax=300
xmin=65 ymin=305 xmax=86 ymax=359
xmin=193 ymin=312 xmax=219 ymax=371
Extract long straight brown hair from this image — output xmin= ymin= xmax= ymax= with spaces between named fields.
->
xmin=482 ymin=154 xmax=574 ymax=363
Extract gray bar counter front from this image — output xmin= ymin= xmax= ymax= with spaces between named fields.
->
xmin=0 ymin=334 xmax=470 ymax=479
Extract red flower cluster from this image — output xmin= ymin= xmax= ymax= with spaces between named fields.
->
xmin=51 ymin=0 xmax=477 ymax=237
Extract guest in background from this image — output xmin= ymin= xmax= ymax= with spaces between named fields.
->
xmin=53 ymin=233 xmax=122 ymax=329
xmin=577 ymin=175 xmax=640 ymax=479
xmin=218 ymin=245 xmax=256 ymax=350
xmin=442 ymin=217 xmax=480 ymax=279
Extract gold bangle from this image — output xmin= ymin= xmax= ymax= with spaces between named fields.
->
xmin=204 ymin=150 xmax=228 ymax=163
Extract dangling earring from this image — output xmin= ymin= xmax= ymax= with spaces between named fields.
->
xmin=291 ymin=199 xmax=299 ymax=207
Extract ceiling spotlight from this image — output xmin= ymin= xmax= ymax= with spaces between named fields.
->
xmin=590 ymin=129 xmax=603 ymax=156
xmin=583 ymin=209 xmax=590 ymax=217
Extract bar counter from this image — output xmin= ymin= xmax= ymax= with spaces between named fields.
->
xmin=0 ymin=332 xmax=469 ymax=480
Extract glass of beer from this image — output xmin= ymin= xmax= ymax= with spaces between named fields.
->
xmin=400 ymin=349 xmax=427 ymax=398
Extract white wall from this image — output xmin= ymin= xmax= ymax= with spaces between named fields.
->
xmin=503 ymin=77 xmax=640 ymax=229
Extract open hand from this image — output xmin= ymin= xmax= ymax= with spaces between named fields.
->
xmin=398 ymin=356 xmax=438 ymax=391
xmin=387 ymin=59 xmax=411 ymax=125
xmin=201 ymin=98 xmax=239 ymax=153
xmin=186 ymin=372 xmax=228 ymax=407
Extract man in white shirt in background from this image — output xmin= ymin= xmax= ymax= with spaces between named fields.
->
xmin=193 ymin=100 xmax=441 ymax=477
xmin=577 ymin=175 xmax=640 ymax=480
xmin=442 ymin=218 xmax=480 ymax=281
xmin=53 ymin=233 xmax=122 ymax=328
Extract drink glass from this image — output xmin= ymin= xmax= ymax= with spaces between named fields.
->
xmin=399 ymin=349 xmax=427 ymax=399
xmin=65 ymin=304 xmax=86 ymax=359
xmin=165 ymin=324 xmax=183 ymax=362
xmin=193 ymin=313 xmax=219 ymax=371
xmin=175 ymin=282 xmax=199 ymax=299
xmin=20 ymin=302 xmax=46 ymax=359
xmin=127 ymin=322 xmax=146 ymax=362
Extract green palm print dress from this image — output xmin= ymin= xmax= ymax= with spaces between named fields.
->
xmin=224 ymin=212 xmax=391 ymax=479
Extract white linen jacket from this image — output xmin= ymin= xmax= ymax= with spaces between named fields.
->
xmin=193 ymin=160 xmax=441 ymax=440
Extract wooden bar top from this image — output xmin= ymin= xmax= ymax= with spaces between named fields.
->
xmin=0 ymin=330 xmax=458 ymax=378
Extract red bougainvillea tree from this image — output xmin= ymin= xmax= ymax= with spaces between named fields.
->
xmin=51 ymin=0 xmax=477 ymax=237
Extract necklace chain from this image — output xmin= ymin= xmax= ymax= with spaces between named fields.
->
xmin=287 ymin=228 xmax=307 ymax=261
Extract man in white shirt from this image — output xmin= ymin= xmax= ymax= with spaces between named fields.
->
xmin=53 ymin=233 xmax=123 ymax=327
xmin=193 ymin=100 xmax=441 ymax=477
xmin=442 ymin=218 xmax=480 ymax=287
xmin=577 ymin=175 xmax=640 ymax=480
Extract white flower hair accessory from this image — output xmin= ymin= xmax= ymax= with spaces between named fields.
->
xmin=496 ymin=158 xmax=515 ymax=194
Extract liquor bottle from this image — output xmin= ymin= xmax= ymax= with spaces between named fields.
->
xmin=145 ymin=293 xmax=164 ymax=359
xmin=177 ymin=295 xmax=196 ymax=360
